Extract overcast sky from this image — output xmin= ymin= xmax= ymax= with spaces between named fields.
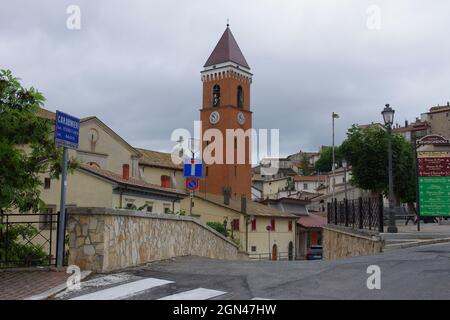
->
xmin=1 ymin=0 xmax=449 ymax=157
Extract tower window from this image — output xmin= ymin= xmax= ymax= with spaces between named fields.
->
xmin=237 ymin=86 xmax=244 ymax=108
xmin=212 ymin=84 xmax=220 ymax=107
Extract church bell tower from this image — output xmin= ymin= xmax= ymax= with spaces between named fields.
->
xmin=200 ymin=25 xmax=253 ymax=199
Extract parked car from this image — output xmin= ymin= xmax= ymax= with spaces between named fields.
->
xmin=306 ymin=245 xmax=323 ymax=260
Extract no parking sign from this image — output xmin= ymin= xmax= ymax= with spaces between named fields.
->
xmin=186 ymin=178 xmax=199 ymax=191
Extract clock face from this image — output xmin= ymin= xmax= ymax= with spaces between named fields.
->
xmin=237 ymin=112 xmax=245 ymax=125
xmin=209 ymin=111 xmax=220 ymax=125
xmin=89 ymin=128 xmax=99 ymax=143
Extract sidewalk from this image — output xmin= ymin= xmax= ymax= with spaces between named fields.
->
xmin=396 ymin=222 xmax=450 ymax=234
xmin=381 ymin=222 xmax=450 ymax=251
xmin=0 ymin=269 xmax=70 ymax=300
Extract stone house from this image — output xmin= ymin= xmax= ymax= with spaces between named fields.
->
xmin=420 ymin=103 xmax=450 ymax=138
xmin=38 ymin=110 xmax=186 ymax=214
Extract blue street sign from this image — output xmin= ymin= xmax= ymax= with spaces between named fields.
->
xmin=55 ymin=110 xmax=80 ymax=149
xmin=184 ymin=158 xmax=203 ymax=178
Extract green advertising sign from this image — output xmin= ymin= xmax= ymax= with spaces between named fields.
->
xmin=418 ymin=177 xmax=450 ymax=217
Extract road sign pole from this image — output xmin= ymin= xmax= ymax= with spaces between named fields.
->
xmin=189 ymin=190 xmax=194 ymax=216
xmin=56 ymin=147 xmax=68 ymax=269
xmin=413 ymin=141 xmax=421 ymax=232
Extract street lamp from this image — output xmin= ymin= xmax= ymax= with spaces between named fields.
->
xmin=332 ymin=112 xmax=340 ymax=203
xmin=342 ymin=159 xmax=348 ymax=201
xmin=382 ymin=104 xmax=398 ymax=233
xmin=266 ymin=225 xmax=272 ymax=260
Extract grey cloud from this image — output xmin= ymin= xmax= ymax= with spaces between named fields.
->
xmin=1 ymin=0 xmax=449 ymax=156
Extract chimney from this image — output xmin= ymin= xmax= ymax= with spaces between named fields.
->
xmin=405 ymin=120 xmax=409 ymax=127
xmin=122 ymin=164 xmax=130 ymax=180
xmin=241 ymin=195 xmax=247 ymax=214
xmin=223 ymin=186 xmax=231 ymax=205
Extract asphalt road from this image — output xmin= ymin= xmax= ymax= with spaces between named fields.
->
xmin=59 ymin=243 xmax=450 ymax=300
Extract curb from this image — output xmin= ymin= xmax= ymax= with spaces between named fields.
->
xmin=383 ymin=237 xmax=450 ymax=251
xmin=26 ymin=270 xmax=92 ymax=300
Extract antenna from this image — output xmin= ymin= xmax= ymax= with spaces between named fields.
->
xmin=227 ymin=18 xmax=230 ymax=27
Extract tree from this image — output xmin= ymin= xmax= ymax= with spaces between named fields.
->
xmin=314 ymin=146 xmax=344 ymax=173
xmin=0 ymin=70 xmax=76 ymax=213
xmin=299 ymin=156 xmax=313 ymax=176
xmin=340 ymin=125 xmax=416 ymax=204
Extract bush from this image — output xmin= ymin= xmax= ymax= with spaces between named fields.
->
xmin=206 ymin=222 xmax=228 ymax=237
xmin=0 ymin=223 xmax=48 ymax=267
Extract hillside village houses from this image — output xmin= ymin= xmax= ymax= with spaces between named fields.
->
xmin=20 ymin=26 xmax=450 ymax=264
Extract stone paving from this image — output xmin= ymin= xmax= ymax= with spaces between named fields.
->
xmin=0 ymin=269 xmax=70 ymax=300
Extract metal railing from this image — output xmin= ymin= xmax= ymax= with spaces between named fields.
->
xmin=0 ymin=212 xmax=62 ymax=268
xmin=248 ymin=251 xmax=293 ymax=261
xmin=327 ymin=196 xmax=384 ymax=233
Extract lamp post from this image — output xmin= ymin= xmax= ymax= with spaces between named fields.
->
xmin=266 ymin=225 xmax=272 ymax=260
xmin=342 ymin=159 xmax=348 ymax=200
xmin=382 ymin=104 xmax=398 ymax=233
xmin=332 ymin=112 xmax=340 ymax=203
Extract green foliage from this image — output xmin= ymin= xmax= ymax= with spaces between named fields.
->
xmin=206 ymin=221 xmax=228 ymax=237
xmin=175 ymin=210 xmax=186 ymax=216
xmin=0 ymin=223 xmax=48 ymax=267
xmin=314 ymin=146 xmax=344 ymax=173
xmin=300 ymin=156 xmax=314 ymax=176
xmin=0 ymin=69 xmax=78 ymax=213
xmin=340 ymin=125 xmax=416 ymax=203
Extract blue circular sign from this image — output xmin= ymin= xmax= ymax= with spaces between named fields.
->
xmin=186 ymin=178 xmax=199 ymax=191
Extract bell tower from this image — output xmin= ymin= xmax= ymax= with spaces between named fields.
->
xmin=200 ymin=25 xmax=253 ymax=199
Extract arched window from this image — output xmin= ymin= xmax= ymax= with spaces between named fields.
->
xmin=212 ymin=84 xmax=220 ymax=107
xmin=237 ymin=86 xmax=243 ymax=108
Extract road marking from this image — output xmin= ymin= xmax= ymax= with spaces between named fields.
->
xmin=158 ymin=288 xmax=226 ymax=300
xmin=70 ymin=278 xmax=173 ymax=300
xmin=252 ymin=297 xmax=271 ymax=300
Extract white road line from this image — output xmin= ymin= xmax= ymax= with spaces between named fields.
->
xmin=158 ymin=288 xmax=226 ymax=300
xmin=252 ymin=297 xmax=271 ymax=300
xmin=70 ymin=278 xmax=173 ymax=300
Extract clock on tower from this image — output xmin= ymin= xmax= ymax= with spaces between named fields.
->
xmin=199 ymin=25 xmax=253 ymax=199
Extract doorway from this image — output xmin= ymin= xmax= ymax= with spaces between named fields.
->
xmin=272 ymin=244 xmax=278 ymax=261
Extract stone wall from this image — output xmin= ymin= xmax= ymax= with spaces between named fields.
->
xmin=323 ymin=225 xmax=384 ymax=260
xmin=67 ymin=207 xmax=239 ymax=272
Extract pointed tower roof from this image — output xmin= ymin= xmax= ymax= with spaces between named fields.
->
xmin=204 ymin=26 xmax=250 ymax=69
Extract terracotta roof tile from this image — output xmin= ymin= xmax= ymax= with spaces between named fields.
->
xmin=297 ymin=213 xmax=327 ymax=228
xmin=293 ymin=175 xmax=327 ymax=182
xmin=79 ymin=163 xmax=185 ymax=196
xmin=195 ymin=193 xmax=296 ymax=218
xmin=137 ymin=148 xmax=183 ymax=170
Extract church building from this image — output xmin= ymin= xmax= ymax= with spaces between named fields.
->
xmin=181 ymin=25 xmax=297 ymax=259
